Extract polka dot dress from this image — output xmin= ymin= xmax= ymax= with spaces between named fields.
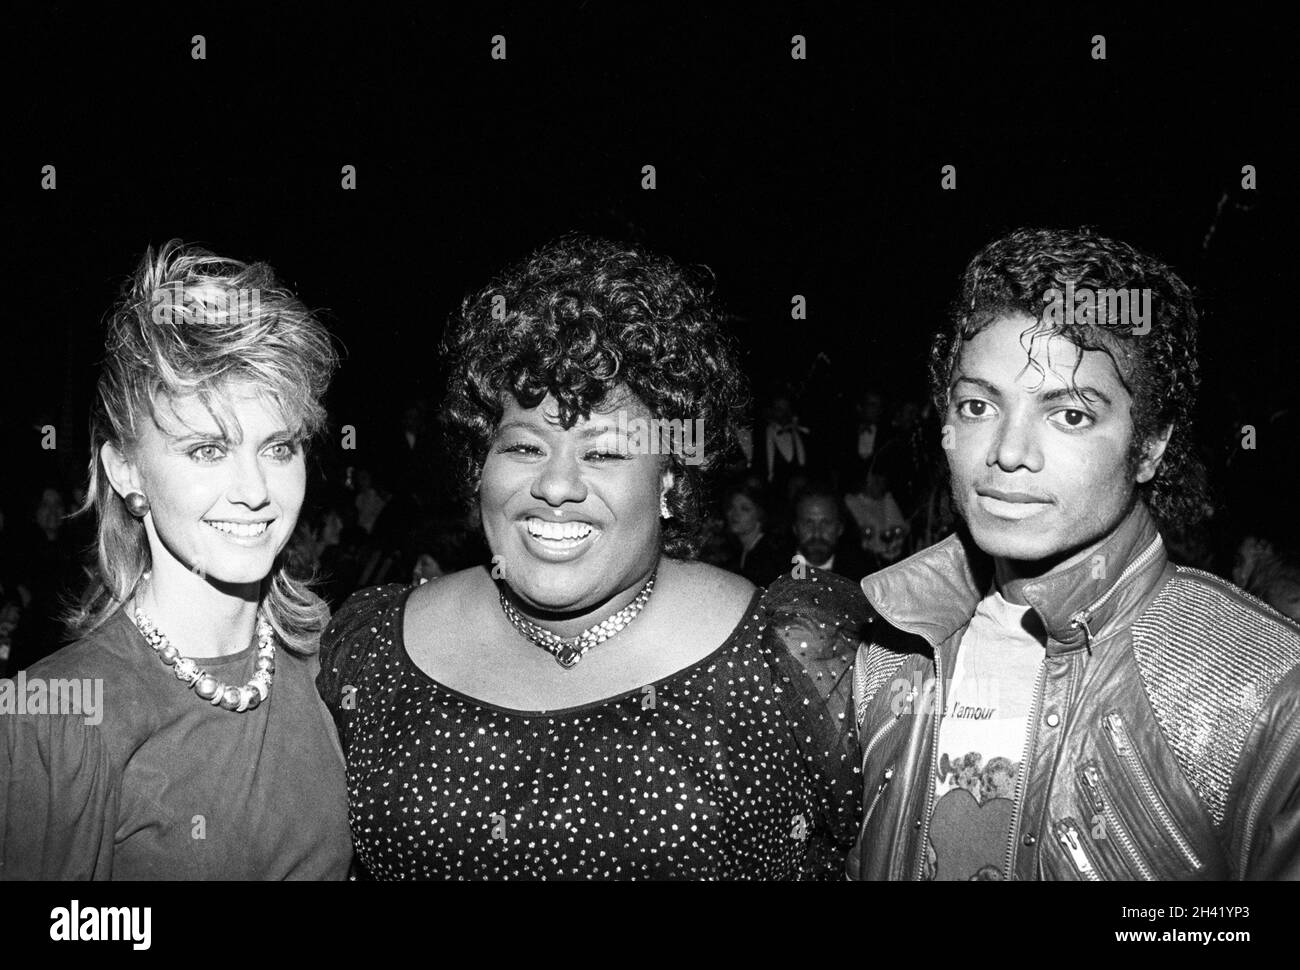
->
xmin=318 ymin=570 xmax=867 ymax=880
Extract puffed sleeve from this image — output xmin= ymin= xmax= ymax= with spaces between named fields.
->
xmin=760 ymin=568 xmax=872 ymax=879
xmin=316 ymin=584 xmax=408 ymax=750
xmin=1 ymin=713 xmax=120 ymax=880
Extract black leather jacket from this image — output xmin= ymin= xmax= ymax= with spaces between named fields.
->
xmin=847 ymin=501 xmax=1300 ymax=880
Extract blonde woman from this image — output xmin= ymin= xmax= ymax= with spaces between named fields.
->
xmin=0 ymin=241 xmax=352 ymax=879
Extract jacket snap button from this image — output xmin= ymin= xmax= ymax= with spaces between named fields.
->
xmin=1045 ymin=712 xmax=1061 ymax=727
xmin=914 ymin=819 xmax=922 ymax=830
xmin=1023 ymin=833 xmax=1037 ymax=846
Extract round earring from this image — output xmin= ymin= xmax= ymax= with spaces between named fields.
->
xmin=125 ymin=492 xmax=150 ymax=518
xmin=660 ymin=492 xmax=671 ymax=519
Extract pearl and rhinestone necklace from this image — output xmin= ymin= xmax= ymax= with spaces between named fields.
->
xmin=499 ymin=571 xmax=656 ymax=669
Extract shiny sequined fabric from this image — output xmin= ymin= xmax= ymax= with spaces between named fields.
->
xmin=317 ymin=570 xmax=869 ymax=880
xmin=1131 ymin=566 xmax=1300 ymax=829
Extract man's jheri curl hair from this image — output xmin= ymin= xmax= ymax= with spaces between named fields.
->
xmin=929 ymin=226 xmax=1210 ymax=532
xmin=440 ymin=233 xmax=750 ymax=558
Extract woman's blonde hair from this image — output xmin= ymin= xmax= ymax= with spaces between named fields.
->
xmin=62 ymin=240 xmax=340 ymax=654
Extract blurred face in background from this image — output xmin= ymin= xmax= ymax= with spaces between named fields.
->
xmin=403 ymin=403 xmax=425 ymax=433
xmin=35 ymin=488 xmax=65 ymax=537
xmin=321 ymin=509 xmax=345 ymax=546
xmin=893 ymin=400 xmax=921 ymax=432
xmin=103 ymin=381 xmax=306 ymax=591
xmin=768 ymin=396 xmax=794 ymax=425
xmin=478 ymin=389 xmax=668 ymax=616
xmin=794 ymin=494 xmax=843 ymax=565
xmin=725 ymin=492 xmax=762 ymax=539
xmin=1233 ymin=535 xmax=1270 ymax=589
xmin=859 ymin=391 xmax=884 ymax=426
xmin=944 ymin=314 xmax=1168 ymax=571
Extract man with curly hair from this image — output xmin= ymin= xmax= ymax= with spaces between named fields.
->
xmin=848 ymin=227 xmax=1300 ymax=880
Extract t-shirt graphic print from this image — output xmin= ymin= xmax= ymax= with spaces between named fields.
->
xmin=924 ymin=589 xmax=1044 ymax=881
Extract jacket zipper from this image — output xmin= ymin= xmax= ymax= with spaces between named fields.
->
xmin=1001 ymin=660 xmax=1047 ymax=880
xmin=862 ymin=685 xmax=915 ymax=767
xmin=854 ymin=677 xmax=914 ymax=878
xmin=863 ymin=767 xmax=895 ymax=832
xmin=1102 ymin=712 xmax=1202 ymax=871
xmin=912 ymin=652 xmax=944 ymax=880
xmin=1069 ymin=534 xmax=1163 ymax=647
xmin=1080 ymin=762 xmax=1156 ymax=880
xmin=1054 ymin=818 xmax=1102 ymax=881
xmin=1238 ymin=715 xmax=1300 ymax=876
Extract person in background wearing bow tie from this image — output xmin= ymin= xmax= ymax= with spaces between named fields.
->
xmin=764 ymin=394 xmax=811 ymax=502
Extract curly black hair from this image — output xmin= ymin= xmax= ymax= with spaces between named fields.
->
xmin=439 ymin=233 xmax=750 ymax=558
xmin=929 ymin=226 xmax=1210 ymax=532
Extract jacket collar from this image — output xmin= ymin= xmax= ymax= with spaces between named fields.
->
xmin=860 ymin=500 xmax=1167 ymax=654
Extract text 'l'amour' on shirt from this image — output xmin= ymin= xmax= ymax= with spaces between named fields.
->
xmin=925 ymin=588 xmax=1045 ymax=881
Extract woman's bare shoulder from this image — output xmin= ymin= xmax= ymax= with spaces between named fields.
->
xmin=405 ymin=566 xmax=492 ymax=622
xmin=659 ymin=559 xmax=758 ymax=619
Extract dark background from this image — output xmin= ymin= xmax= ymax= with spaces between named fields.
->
xmin=2 ymin=5 xmax=1295 ymax=536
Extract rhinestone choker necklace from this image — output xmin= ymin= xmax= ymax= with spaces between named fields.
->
xmin=498 ymin=571 xmax=657 ymax=669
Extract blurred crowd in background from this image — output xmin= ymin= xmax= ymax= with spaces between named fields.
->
xmin=2 ymin=378 xmax=1297 ymax=677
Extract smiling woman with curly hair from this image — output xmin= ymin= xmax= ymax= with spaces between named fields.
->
xmin=440 ymin=233 xmax=748 ymax=557
xmin=317 ymin=234 xmax=869 ymax=880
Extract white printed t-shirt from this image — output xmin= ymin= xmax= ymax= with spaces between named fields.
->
xmin=923 ymin=588 xmax=1044 ymax=881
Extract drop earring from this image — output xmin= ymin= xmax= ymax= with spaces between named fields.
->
xmin=660 ymin=492 xmax=671 ymax=519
